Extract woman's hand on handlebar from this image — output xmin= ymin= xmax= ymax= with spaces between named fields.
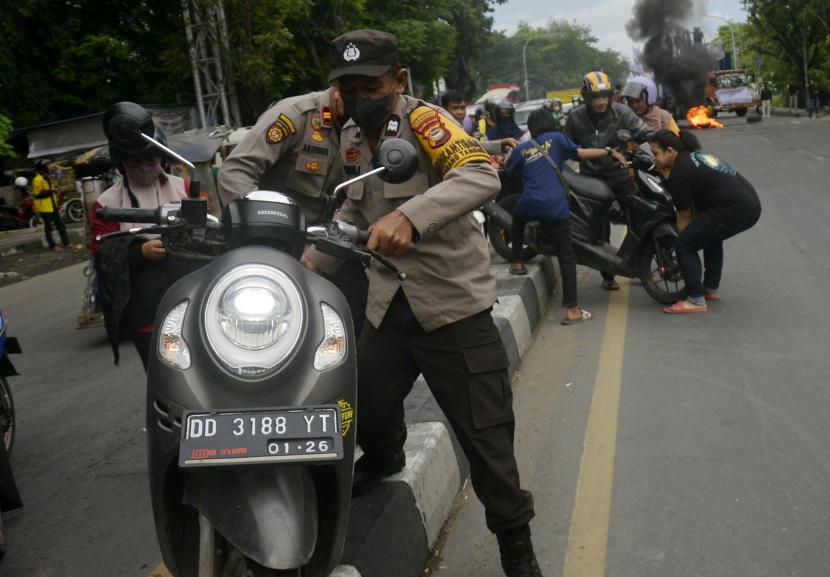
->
xmin=141 ymin=239 xmax=167 ymax=261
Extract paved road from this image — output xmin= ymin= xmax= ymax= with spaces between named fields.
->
xmin=1 ymin=113 xmax=828 ymax=577
xmin=433 ymin=114 xmax=830 ymax=577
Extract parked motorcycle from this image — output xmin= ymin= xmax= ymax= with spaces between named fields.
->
xmin=97 ymin=109 xmax=418 ymax=577
xmin=0 ymin=308 xmax=22 ymax=557
xmin=486 ymin=130 xmax=685 ymax=304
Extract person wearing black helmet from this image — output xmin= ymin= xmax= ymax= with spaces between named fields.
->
xmin=92 ymin=102 xmax=189 ymax=369
xmin=31 ymin=159 xmax=70 ymax=251
xmin=487 ymin=100 xmax=524 ymax=141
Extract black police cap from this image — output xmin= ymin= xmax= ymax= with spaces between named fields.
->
xmin=328 ymin=29 xmax=400 ymax=83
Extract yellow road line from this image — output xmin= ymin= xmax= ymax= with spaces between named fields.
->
xmin=148 ymin=562 xmax=172 ymax=577
xmin=563 ymin=281 xmax=630 ymax=577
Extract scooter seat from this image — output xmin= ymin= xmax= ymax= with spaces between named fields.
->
xmin=562 ymin=167 xmax=615 ymax=203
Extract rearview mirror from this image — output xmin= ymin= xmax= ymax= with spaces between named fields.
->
xmin=373 ymin=138 xmax=419 ymax=184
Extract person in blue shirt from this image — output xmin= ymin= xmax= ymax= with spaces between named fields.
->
xmin=504 ymin=108 xmax=627 ymax=325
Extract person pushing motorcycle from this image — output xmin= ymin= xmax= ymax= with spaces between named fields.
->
xmin=306 ymin=28 xmax=544 ymax=577
xmin=565 ymin=71 xmax=653 ymax=290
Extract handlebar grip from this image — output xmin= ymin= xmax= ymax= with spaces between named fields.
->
xmin=96 ymin=207 xmax=159 ymax=223
xmin=354 ymin=228 xmax=371 ymax=246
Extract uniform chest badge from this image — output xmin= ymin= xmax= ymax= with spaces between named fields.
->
xmin=311 ymin=113 xmax=323 ymax=131
xmin=311 ymin=130 xmax=325 ymax=143
xmin=343 ymin=43 xmax=360 ymax=62
xmin=321 ymin=107 xmax=333 ymax=127
xmin=385 ymin=115 xmax=401 ymax=137
xmin=345 ymin=147 xmax=360 ymax=164
xmin=305 ymin=160 xmax=321 ymax=172
xmin=266 ymin=122 xmax=287 ymax=144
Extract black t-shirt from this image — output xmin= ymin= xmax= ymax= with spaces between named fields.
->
xmin=667 ymin=151 xmax=759 ymax=213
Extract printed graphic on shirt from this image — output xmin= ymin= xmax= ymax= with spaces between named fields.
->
xmin=690 ymin=152 xmax=736 ymax=176
xmin=409 ymin=105 xmax=490 ymax=177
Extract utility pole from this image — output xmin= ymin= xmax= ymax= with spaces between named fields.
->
xmin=181 ymin=0 xmax=241 ymax=128
xmin=522 ymin=38 xmax=532 ymax=101
xmin=705 ymin=14 xmax=739 ymax=69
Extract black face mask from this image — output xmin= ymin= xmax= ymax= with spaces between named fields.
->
xmin=343 ymin=93 xmax=394 ymax=129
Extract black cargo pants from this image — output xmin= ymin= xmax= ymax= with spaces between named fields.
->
xmin=356 ymin=290 xmax=534 ymax=533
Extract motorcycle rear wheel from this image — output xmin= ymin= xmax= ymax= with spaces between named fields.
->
xmin=0 ymin=376 xmax=15 ymax=453
xmin=486 ymin=194 xmax=538 ymax=262
xmin=637 ymin=236 xmax=686 ymax=305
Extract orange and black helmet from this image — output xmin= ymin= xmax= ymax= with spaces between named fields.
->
xmin=581 ymin=71 xmax=613 ymax=98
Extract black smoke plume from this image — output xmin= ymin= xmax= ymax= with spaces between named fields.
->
xmin=627 ymin=0 xmax=714 ymax=110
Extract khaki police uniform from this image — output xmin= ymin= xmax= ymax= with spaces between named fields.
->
xmin=218 ymin=89 xmax=342 ymax=225
xmin=321 ymin=94 xmax=535 ymax=533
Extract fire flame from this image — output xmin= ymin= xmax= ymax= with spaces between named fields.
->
xmin=686 ymin=106 xmax=724 ymax=129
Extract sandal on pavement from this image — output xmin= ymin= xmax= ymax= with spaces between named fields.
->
xmin=509 ymin=264 xmax=528 ymax=276
xmin=561 ymin=309 xmax=592 ymax=325
xmin=663 ymin=300 xmax=708 ymax=314
xmin=601 ymin=279 xmax=620 ymax=291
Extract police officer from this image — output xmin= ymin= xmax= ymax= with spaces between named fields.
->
xmin=218 ymin=86 xmax=368 ymax=333
xmin=566 ymin=71 xmax=653 ymax=290
xmin=307 ymin=29 xmax=543 ymax=577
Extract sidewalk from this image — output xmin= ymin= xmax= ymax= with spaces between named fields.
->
xmin=0 ymin=223 xmax=86 ymax=256
xmin=336 ymin=256 xmax=558 ymax=577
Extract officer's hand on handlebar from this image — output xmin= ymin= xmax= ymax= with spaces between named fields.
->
xmin=141 ymin=239 xmax=167 ymax=260
xmin=368 ymin=210 xmax=413 ymax=258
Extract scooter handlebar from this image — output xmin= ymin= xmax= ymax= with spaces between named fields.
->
xmin=96 ymin=206 xmax=160 ymax=223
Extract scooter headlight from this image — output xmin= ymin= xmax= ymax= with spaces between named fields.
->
xmin=205 ymin=264 xmax=304 ymax=377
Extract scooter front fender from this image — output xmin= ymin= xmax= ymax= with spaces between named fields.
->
xmin=183 ymin=466 xmax=318 ymax=570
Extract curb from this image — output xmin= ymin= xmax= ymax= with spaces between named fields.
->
xmin=0 ymin=225 xmax=86 ymax=256
xmin=336 ymin=256 xmax=557 ymax=577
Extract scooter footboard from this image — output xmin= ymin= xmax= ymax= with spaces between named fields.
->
xmin=183 ymin=465 xmax=318 ymax=569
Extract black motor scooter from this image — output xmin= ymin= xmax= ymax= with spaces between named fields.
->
xmin=97 ymin=111 xmax=418 ymax=576
xmin=486 ymin=131 xmax=685 ymax=304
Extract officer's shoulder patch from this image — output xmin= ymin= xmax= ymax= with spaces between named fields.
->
xmin=408 ymin=105 xmax=490 ymax=178
xmin=264 ymin=110 xmax=299 ymax=145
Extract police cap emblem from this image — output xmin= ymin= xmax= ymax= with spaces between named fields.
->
xmin=343 ymin=43 xmax=360 ymax=62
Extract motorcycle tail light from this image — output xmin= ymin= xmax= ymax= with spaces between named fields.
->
xmin=314 ymin=303 xmax=347 ymax=371
xmin=159 ymin=301 xmax=191 ymax=370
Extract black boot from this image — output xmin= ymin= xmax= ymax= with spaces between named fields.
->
xmin=352 ymin=450 xmax=406 ymax=497
xmin=497 ymin=524 xmax=544 ymax=577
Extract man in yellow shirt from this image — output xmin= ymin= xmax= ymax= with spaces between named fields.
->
xmin=31 ymin=160 xmax=69 ymax=251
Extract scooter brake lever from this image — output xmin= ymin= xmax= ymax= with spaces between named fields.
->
xmin=359 ymin=248 xmax=406 ymax=281
xmin=96 ymin=224 xmax=173 ymax=243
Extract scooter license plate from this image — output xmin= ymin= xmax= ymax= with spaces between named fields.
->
xmin=179 ymin=406 xmax=343 ymax=468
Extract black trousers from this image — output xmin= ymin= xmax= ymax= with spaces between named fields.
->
xmin=323 ymin=259 xmax=368 ymax=338
xmin=40 ymin=211 xmax=69 ymax=249
xmin=357 ymin=291 xmax=534 ymax=533
xmin=512 ymin=216 xmax=579 ymax=308
xmin=591 ymin=168 xmax=638 ymax=282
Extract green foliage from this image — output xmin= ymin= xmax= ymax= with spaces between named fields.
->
xmin=0 ymin=115 xmax=16 ymax=158
xmin=475 ymin=20 xmax=630 ymax=99
xmin=741 ymin=0 xmax=830 ymax=101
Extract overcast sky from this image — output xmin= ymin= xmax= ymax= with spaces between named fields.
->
xmin=491 ymin=0 xmax=746 ymax=63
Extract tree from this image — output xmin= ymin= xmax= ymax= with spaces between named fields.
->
xmin=475 ymin=20 xmax=630 ymax=100
xmin=742 ymin=0 xmax=830 ymax=104
xmin=0 ymin=115 xmax=16 ymax=159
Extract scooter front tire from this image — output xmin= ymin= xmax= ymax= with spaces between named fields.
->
xmin=487 ymin=194 xmax=538 ymax=262
xmin=220 ymin=549 xmax=301 ymax=577
xmin=637 ymin=236 xmax=686 ymax=305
